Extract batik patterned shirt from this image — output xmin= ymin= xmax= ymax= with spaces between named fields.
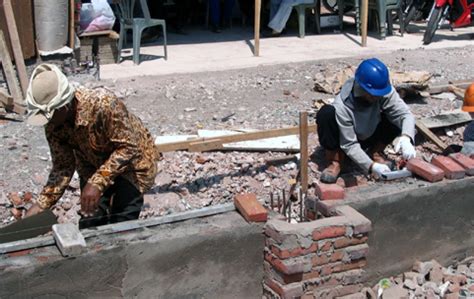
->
xmin=37 ymin=87 xmax=158 ymax=209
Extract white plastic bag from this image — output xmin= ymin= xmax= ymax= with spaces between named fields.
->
xmin=80 ymin=0 xmax=116 ymax=33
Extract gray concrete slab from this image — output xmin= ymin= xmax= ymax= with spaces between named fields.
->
xmin=0 ymin=212 xmax=265 ymax=298
xmin=102 ymin=25 xmax=473 ymax=79
xmin=345 ymin=176 xmax=474 ymax=284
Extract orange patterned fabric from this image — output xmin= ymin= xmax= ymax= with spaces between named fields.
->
xmin=37 ymin=87 xmax=158 ymax=209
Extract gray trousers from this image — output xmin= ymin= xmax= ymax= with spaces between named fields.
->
xmin=268 ymin=0 xmax=313 ymax=33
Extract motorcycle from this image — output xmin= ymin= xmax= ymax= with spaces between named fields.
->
xmin=404 ymin=0 xmax=434 ymax=28
xmin=423 ymin=0 xmax=474 ymax=44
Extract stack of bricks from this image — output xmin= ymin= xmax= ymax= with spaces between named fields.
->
xmin=407 ymin=153 xmax=474 ymax=182
xmin=263 ymin=205 xmax=371 ymax=299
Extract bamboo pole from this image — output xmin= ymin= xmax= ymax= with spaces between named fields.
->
xmin=254 ymin=0 xmax=261 ymax=56
xmin=360 ymin=0 xmax=368 ymax=47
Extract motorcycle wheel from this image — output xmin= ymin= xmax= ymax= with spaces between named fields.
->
xmin=404 ymin=5 xmax=419 ymax=27
xmin=423 ymin=6 xmax=444 ymax=45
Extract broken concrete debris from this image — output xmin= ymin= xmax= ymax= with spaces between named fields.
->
xmin=371 ymin=258 xmax=474 ymax=299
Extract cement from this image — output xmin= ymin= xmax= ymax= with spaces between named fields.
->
xmin=0 ymin=212 xmax=265 ymax=298
xmin=347 ymin=177 xmax=474 ymax=284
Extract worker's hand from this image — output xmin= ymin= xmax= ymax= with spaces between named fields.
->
xmin=394 ymin=135 xmax=416 ymax=160
xmin=80 ymin=183 xmax=102 ymax=217
xmin=24 ymin=203 xmax=44 ymax=218
xmin=371 ymin=162 xmax=391 ymax=179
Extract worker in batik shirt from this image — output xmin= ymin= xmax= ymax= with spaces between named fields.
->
xmin=25 ymin=64 xmax=158 ymax=228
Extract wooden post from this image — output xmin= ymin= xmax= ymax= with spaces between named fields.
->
xmin=299 ymin=111 xmax=309 ymax=194
xmin=360 ymin=0 xmax=368 ymax=47
xmin=0 ymin=30 xmax=23 ymax=106
xmin=3 ymin=0 xmax=28 ymax=96
xmin=254 ymin=0 xmax=261 ymax=56
xmin=69 ymin=0 xmax=75 ymax=49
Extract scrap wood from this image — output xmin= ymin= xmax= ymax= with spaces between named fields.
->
xmin=0 ymin=88 xmax=26 ymax=115
xmin=313 ymin=68 xmax=432 ymax=96
xmin=415 ymin=120 xmax=448 ymax=151
xmin=419 ymin=111 xmax=471 ymax=129
xmin=155 ymin=125 xmax=317 ymax=153
xmin=428 ymin=80 xmax=473 ymax=95
xmin=3 ymin=0 xmax=28 ymax=95
xmin=0 ymin=30 xmax=23 ymax=106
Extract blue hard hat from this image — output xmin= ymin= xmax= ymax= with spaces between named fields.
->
xmin=355 ymin=58 xmax=392 ymax=97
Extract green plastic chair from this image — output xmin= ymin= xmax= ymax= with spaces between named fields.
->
xmin=295 ymin=0 xmax=322 ymax=38
xmin=336 ymin=0 xmax=404 ymax=38
xmin=116 ymin=0 xmax=167 ymax=65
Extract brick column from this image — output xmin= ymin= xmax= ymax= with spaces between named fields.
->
xmin=263 ymin=205 xmax=372 ymax=299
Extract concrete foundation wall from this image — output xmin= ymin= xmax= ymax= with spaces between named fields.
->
xmin=0 ymin=212 xmax=265 ymax=298
xmin=349 ymin=177 xmax=474 ymax=284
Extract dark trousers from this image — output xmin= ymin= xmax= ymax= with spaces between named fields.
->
xmin=210 ymin=0 xmax=235 ymax=26
xmin=316 ymin=105 xmax=401 ymax=151
xmin=79 ymin=177 xmax=144 ymax=229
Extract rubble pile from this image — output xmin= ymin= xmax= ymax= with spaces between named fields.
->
xmin=368 ymin=258 xmax=474 ymax=299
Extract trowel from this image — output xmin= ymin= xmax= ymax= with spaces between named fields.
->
xmin=0 ymin=210 xmax=57 ymax=244
xmin=380 ymin=168 xmax=413 ymax=181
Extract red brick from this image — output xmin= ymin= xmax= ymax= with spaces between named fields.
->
xmin=8 ymin=249 xmax=32 ymax=258
xmin=445 ymin=293 xmax=459 ymax=299
xmin=406 ymin=158 xmax=445 ymax=182
xmin=264 ymin=251 xmax=312 ymax=275
xmin=264 ymin=278 xmax=304 ymax=299
xmin=315 ymin=182 xmax=345 ymax=200
xmin=450 ymin=153 xmax=474 ymax=175
xmin=312 ymin=226 xmax=346 ymax=240
xmin=330 ymin=250 xmax=345 ymax=262
xmin=320 ymin=241 xmax=332 ymax=252
xmin=8 ymin=192 xmax=23 ymax=206
xmin=334 ymin=235 xmax=368 ymax=249
xmin=431 ymin=156 xmax=465 ymax=179
xmin=234 ymin=193 xmax=267 ymax=222
xmin=312 ymin=254 xmax=330 ymax=266
xmin=271 ymin=243 xmax=318 ymax=259
xmin=444 ymin=274 xmax=467 ymax=285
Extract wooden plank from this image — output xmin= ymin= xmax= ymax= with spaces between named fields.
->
xmin=0 ymin=88 xmax=13 ymax=108
xmin=428 ymin=81 xmax=472 ymax=95
xmin=299 ymin=112 xmax=309 ymax=194
xmin=254 ymin=0 xmax=261 ymax=56
xmin=415 ymin=120 xmax=448 ymax=150
xmin=0 ymin=29 xmax=23 ymax=105
xmin=360 ymin=0 xmax=368 ymax=47
xmin=188 ymin=139 xmax=223 ymax=152
xmin=156 ymin=124 xmax=317 ymax=152
xmin=3 ymin=0 xmax=28 ymax=96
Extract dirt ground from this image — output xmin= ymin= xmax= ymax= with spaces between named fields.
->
xmin=0 ymin=45 xmax=473 ymax=225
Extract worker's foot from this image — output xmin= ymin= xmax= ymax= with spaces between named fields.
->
xmin=211 ymin=25 xmax=222 ymax=33
xmin=262 ymin=29 xmax=282 ymax=38
xmin=320 ymin=150 xmax=344 ymax=183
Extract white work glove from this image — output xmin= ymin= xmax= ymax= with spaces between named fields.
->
xmin=394 ymin=135 xmax=416 ymax=160
xmin=371 ymin=162 xmax=391 ymax=179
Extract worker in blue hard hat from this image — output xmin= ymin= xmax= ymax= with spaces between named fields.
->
xmin=315 ymin=58 xmax=417 ymax=183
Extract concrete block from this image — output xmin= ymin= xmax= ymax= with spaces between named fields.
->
xmin=315 ymin=182 xmax=345 ymax=200
xmin=234 ymin=193 xmax=267 ymax=222
xmin=52 ymin=223 xmax=87 ymax=257
xmin=406 ymin=158 xmax=445 ymax=182
xmin=449 ymin=153 xmax=474 ymax=175
xmin=431 ymin=156 xmax=466 ymax=179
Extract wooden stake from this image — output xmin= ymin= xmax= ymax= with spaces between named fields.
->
xmin=360 ymin=0 xmax=368 ymax=47
xmin=299 ymin=111 xmax=309 ymax=194
xmin=3 ymin=0 xmax=28 ymax=96
xmin=0 ymin=30 xmax=23 ymax=106
xmin=69 ymin=0 xmax=75 ymax=49
xmin=254 ymin=0 xmax=261 ymax=56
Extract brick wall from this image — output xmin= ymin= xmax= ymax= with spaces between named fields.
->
xmin=263 ymin=204 xmax=372 ymax=299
